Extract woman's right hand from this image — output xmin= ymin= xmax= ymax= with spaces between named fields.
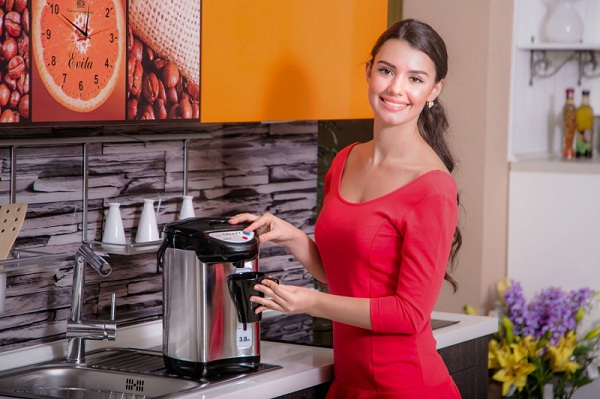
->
xmin=229 ymin=212 xmax=301 ymax=246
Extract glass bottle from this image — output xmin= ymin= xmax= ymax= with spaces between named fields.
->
xmin=562 ymin=88 xmax=576 ymax=159
xmin=576 ymin=90 xmax=594 ymax=158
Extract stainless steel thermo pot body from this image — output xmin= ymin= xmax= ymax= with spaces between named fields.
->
xmin=157 ymin=217 xmax=260 ymax=378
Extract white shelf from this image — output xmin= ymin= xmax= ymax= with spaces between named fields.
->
xmin=510 ymin=154 xmax=600 ymax=174
xmin=517 ymin=43 xmax=600 ymax=51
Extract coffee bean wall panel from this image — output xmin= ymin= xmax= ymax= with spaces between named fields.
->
xmin=0 ymin=121 xmax=317 ymax=350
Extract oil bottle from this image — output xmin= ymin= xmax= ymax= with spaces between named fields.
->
xmin=562 ymin=88 xmax=576 ymax=159
xmin=575 ymin=90 xmax=594 ymax=158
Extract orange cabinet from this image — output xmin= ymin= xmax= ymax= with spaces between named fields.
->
xmin=200 ymin=1 xmax=388 ymax=123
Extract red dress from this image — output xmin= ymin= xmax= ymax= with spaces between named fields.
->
xmin=314 ymin=143 xmax=461 ymax=399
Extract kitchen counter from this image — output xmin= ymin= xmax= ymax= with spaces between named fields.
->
xmin=430 ymin=311 xmax=497 ymax=349
xmin=0 ymin=311 xmax=497 ymax=399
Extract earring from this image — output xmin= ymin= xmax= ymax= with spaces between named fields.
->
xmin=426 ymin=100 xmax=435 ymax=109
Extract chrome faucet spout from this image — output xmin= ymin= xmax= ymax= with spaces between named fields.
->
xmin=66 ymin=244 xmax=117 ymax=364
xmin=76 ymin=244 xmax=111 ymax=276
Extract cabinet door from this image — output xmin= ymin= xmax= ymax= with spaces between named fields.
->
xmin=200 ymin=0 xmax=387 ymax=123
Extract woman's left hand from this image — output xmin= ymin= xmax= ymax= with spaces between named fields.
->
xmin=250 ymin=279 xmax=317 ymax=315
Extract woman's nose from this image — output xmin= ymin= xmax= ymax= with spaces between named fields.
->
xmin=388 ymin=77 xmax=404 ymax=94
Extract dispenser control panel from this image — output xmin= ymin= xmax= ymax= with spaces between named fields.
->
xmin=208 ymin=231 xmax=255 ymax=243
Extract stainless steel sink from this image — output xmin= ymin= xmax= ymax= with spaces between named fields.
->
xmin=0 ymin=366 xmax=200 ymax=399
xmin=0 ymin=348 xmax=280 ymax=399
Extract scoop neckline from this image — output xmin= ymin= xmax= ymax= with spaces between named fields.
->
xmin=336 ymin=143 xmax=449 ymax=206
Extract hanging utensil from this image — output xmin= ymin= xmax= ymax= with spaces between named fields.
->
xmin=0 ymin=203 xmax=28 ymax=313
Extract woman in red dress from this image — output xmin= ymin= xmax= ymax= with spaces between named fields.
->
xmin=230 ymin=19 xmax=462 ymax=399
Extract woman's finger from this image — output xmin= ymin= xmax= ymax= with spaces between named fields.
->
xmin=250 ymin=295 xmax=280 ymax=313
xmin=245 ymin=213 xmax=273 ymax=230
xmin=228 ymin=213 xmax=259 ymax=224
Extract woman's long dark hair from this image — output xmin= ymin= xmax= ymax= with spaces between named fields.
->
xmin=369 ymin=19 xmax=462 ymax=292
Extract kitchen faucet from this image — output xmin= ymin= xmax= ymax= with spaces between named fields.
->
xmin=66 ymin=244 xmax=117 ymax=364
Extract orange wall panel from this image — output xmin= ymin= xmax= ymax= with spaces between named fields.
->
xmin=201 ymin=1 xmax=388 ymax=123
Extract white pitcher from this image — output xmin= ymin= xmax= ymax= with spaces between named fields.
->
xmin=102 ymin=202 xmax=126 ymax=246
xmin=179 ymin=195 xmax=195 ymax=219
xmin=136 ymin=199 xmax=160 ymax=243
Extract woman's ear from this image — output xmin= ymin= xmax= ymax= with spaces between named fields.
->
xmin=365 ymin=62 xmax=372 ymax=84
xmin=427 ymin=79 xmax=444 ymax=102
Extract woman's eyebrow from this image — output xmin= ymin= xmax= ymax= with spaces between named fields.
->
xmin=376 ymin=60 xmax=430 ymax=77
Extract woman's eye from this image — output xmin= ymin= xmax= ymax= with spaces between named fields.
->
xmin=377 ymin=67 xmax=392 ymax=76
xmin=409 ymin=76 xmax=423 ymax=83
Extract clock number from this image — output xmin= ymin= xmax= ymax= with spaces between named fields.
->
xmin=105 ymin=58 xmax=110 ymax=68
xmin=106 ymin=7 xmax=112 ymax=18
xmin=45 ymin=29 xmax=51 ymax=40
xmin=62 ymin=74 xmax=67 ymax=85
xmin=51 ymin=56 xmax=56 ymax=66
xmin=79 ymin=81 xmax=83 ymax=91
xmin=94 ymin=75 xmax=99 ymax=85
xmin=48 ymin=3 xmax=59 ymax=14
xmin=109 ymin=33 xmax=115 ymax=43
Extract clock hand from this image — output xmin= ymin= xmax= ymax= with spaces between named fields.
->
xmin=78 ymin=26 xmax=114 ymax=41
xmin=61 ymin=14 xmax=88 ymax=39
xmin=84 ymin=1 xmax=91 ymax=37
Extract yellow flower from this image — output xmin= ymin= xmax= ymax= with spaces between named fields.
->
xmin=497 ymin=277 xmax=511 ymax=302
xmin=488 ymin=338 xmax=504 ymax=369
xmin=464 ymin=304 xmax=478 ymax=316
xmin=520 ymin=335 xmax=540 ymax=358
xmin=489 ymin=336 xmax=538 ymax=395
xmin=545 ymin=331 xmax=581 ymax=375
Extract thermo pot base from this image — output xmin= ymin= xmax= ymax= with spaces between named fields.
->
xmin=164 ymin=354 xmax=261 ymax=378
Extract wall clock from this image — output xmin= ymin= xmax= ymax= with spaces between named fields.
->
xmin=32 ymin=0 xmax=125 ymax=113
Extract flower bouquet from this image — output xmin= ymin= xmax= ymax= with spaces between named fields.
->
xmin=487 ymin=279 xmax=600 ymax=399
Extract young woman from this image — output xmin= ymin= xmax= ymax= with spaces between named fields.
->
xmin=230 ymin=19 xmax=462 ymax=399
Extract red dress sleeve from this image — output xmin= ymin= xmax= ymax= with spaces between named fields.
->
xmin=370 ymin=188 xmax=458 ymax=334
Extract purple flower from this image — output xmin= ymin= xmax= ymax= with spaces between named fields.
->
xmin=503 ymin=280 xmax=533 ymax=336
xmin=503 ymin=281 xmax=596 ymax=346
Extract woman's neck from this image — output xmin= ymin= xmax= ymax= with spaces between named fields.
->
xmin=371 ymin=120 xmax=425 ymax=165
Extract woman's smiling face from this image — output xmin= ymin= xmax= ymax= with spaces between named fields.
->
xmin=366 ymin=39 xmax=443 ymax=128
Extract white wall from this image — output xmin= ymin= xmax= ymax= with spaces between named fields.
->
xmin=508 ymin=169 xmax=600 ymax=399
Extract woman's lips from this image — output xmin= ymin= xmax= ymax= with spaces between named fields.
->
xmin=380 ymin=96 xmax=407 ymax=110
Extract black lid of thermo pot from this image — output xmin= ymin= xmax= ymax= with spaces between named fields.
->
xmin=161 ymin=217 xmax=258 ymax=263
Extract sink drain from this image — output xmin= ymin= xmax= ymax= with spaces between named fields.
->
xmin=125 ymin=377 xmax=145 ymax=392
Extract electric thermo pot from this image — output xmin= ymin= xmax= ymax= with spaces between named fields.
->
xmin=157 ymin=217 xmax=261 ymax=377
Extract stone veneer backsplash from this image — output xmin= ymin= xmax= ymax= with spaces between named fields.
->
xmin=0 ymin=121 xmax=318 ymax=352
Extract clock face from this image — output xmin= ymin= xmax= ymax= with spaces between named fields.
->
xmin=32 ymin=0 xmax=125 ymax=113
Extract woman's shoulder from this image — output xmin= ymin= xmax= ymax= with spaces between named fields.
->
xmin=335 ymin=142 xmax=361 ymax=158
xmin=417 ymin=169 xmax=456 ymax=195
xmin=329 ymin=142 xmax=361 ymax=171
